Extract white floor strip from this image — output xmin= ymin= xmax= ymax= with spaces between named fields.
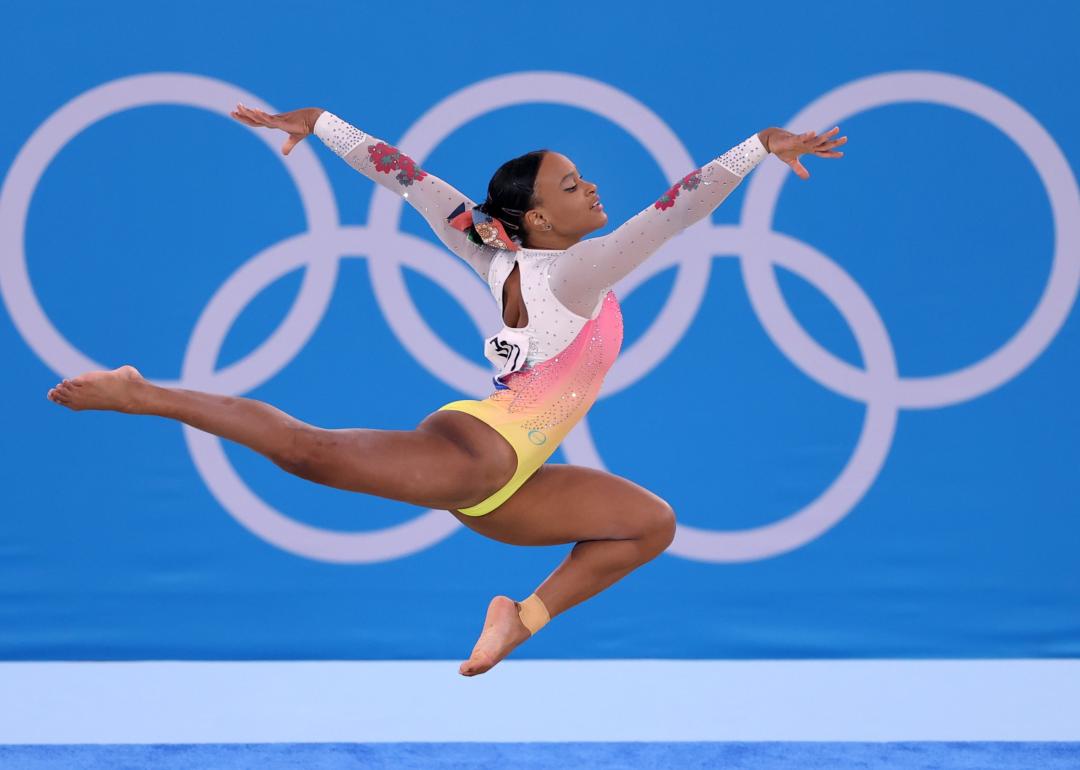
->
xmin=1 ymin=659 xmax=1077 ymax=743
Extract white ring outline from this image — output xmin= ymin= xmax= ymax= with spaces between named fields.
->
xmin=740 ymin=71 xmax=1080 ymax=408
xmin=1 ymin=71 xmax=1074 ymax=563
xmin=0 ymin=73 xmax=341 ymax=393
xmin=183 ymin=230 xmax=475 ymax=562
xmin=641 ymin=71 xmax=1080 ymax=561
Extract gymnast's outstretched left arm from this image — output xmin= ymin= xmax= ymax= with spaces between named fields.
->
xmin=230 ymin=104 xmax=500 ymax=281
xmin=549 ymin=126 xmax=846 ymax=317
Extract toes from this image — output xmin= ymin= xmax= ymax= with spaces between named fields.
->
xmin=461 ymin=654 xmax=491 ymax=676
xmin=459 ymin=654 xmax=478 ymax=675
xmin=47 ymin=382 xmax=76 ymax=407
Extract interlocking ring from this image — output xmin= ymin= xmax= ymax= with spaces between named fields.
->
xmin=3 ymin=71 xmax=1075 ymax=564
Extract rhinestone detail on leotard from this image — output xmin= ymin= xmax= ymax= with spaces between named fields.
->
xmin=715 ymin=133 xmax=769 ymax=177
xmin=319 ymin=115 xmax=367 ymax=156
xmin=312 ymin=111 xmax=767 ymax=381
xmin=488 ymin=291 xmax=623 ymax=434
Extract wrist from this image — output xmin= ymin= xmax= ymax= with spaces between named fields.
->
xmin=306 ymin=108 xmax=326 ymax=134
xmin=757 ymin=127 xmax=780 ymax=153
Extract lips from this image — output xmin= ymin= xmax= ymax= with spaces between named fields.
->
xmin=591 ymin=197 xmax=603 ymax=210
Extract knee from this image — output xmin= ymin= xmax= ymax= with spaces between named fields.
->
xmin=643 ymin=501 xmax=677 ymax=554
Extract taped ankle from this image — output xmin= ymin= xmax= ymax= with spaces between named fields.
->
xmin=517 ymin=593 xmax=550 ymax=635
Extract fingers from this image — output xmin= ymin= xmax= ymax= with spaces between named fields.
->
xmin=237 ymin=104 xmax=267 ymax=123
xmin=229 ymin=103 xmax=306 ymax=156
xmin=778 ymin=126 xmax=846 ymax=176
xmin=795 ymin=129 xmax=846 ymax=160
xmin=230 ymin=110 xmax=260 ymax=127
xmin=809 ymin=127 xmax=840 ymax=147
xmin=803 ymin=126 xmax=842 ymax=150
xmin=813 ymin=133 xmax=847 ymax=158
xmin=230 ymin=104 xmax=262 ymax=127
xmin=798 ymin=127 xmax=840 ymax=149
xmin=788 ymin=158 xmax=810 ymax=180
xmin=230 ymin=103 xmax=274 ymax=128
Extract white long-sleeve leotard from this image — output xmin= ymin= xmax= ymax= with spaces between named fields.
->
xmin=313 ymin=110 xmax=768 ymax=377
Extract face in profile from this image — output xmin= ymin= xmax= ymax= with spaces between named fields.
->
xmin=527 ymin=152 xmax=606 ymax=243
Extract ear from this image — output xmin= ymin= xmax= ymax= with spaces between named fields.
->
xmin=525 ymin=209 xmax=546 ymax=230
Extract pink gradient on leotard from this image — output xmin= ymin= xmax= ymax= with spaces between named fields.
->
xmin=491 ymin=290 xmax=624 ymax=444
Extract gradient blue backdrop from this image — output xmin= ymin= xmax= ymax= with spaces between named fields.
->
xmin=1 ymin=0 xmax=1077 ymax=660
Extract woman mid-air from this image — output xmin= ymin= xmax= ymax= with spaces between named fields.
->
xmin=47 ymin=102 xmax=845 ymax=676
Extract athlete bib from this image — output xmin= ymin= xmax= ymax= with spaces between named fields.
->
xmin=484 ymin=326 xmax=531 ymax=380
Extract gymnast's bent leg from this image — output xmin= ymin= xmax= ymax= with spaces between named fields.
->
xmin=453 ymin=463 xmax=677 ymax=676
xmin=46 ymin=365 xmax=507 ymax=510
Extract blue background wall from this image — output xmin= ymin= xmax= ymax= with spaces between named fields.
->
xmin=1 ymin=0 xmax=1077 ymax=661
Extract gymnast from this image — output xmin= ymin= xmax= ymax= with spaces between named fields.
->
xmin=47 ymin=102 xmax=845 ymax=676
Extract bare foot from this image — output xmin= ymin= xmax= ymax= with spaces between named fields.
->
xmin=459 ymin=595 xmax=533 ymax=677
xmin=46 ymin=365 xmax=145 ymax=412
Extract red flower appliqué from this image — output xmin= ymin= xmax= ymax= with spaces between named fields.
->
xmin=653 ymin=168 xmax=703 ymax=211
xmin=367 ymin=142 xmax=428 ymax=187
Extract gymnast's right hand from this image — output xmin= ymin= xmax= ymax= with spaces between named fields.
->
xmin=229 ymin=103 xmax=324 ymax=156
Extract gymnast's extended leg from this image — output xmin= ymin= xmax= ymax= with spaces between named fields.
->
xmin=46 ymin=365 xmax=515 ymax=511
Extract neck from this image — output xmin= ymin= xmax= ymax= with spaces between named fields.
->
xmin=525 ymin=230 xmax=583 ymax=251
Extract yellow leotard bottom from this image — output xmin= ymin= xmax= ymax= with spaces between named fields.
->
xmin=437 ymin=397 xmax=561 ymax=517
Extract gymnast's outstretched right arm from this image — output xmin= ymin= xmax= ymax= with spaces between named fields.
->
xmin=230 ymin=104 xmax=499 ymax=281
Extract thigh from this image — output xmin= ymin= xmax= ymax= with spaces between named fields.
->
xmin=417 ymin=407 xmax=518 ymax=477
xmin=449 ymin=463 xmax=673 ymax=547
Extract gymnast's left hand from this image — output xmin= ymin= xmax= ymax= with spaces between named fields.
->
xmin=761 ymin=126 xmax=847 ymax=180
xmin=230 ymin=104 xmax=324 ymax=156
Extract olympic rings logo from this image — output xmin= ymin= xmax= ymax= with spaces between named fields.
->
xmin=2 ymin=71 xmax=1077 ymax=564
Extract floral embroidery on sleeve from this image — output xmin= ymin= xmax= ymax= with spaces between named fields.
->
xmin=653 ymin=168 xmax=703 ymax=211
xmin=368 ymin=142 xmax=429 ymax=187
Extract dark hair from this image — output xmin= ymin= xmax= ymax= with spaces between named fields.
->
xmin=475 ymin=149 xmax=548 ymax=248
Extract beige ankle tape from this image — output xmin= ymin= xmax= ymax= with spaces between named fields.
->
xmin=517 ymin=593 xmax=550 ymax=635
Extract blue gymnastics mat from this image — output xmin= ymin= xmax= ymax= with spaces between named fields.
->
xmin=2 ymin=742 xmax=1079 ymax=769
